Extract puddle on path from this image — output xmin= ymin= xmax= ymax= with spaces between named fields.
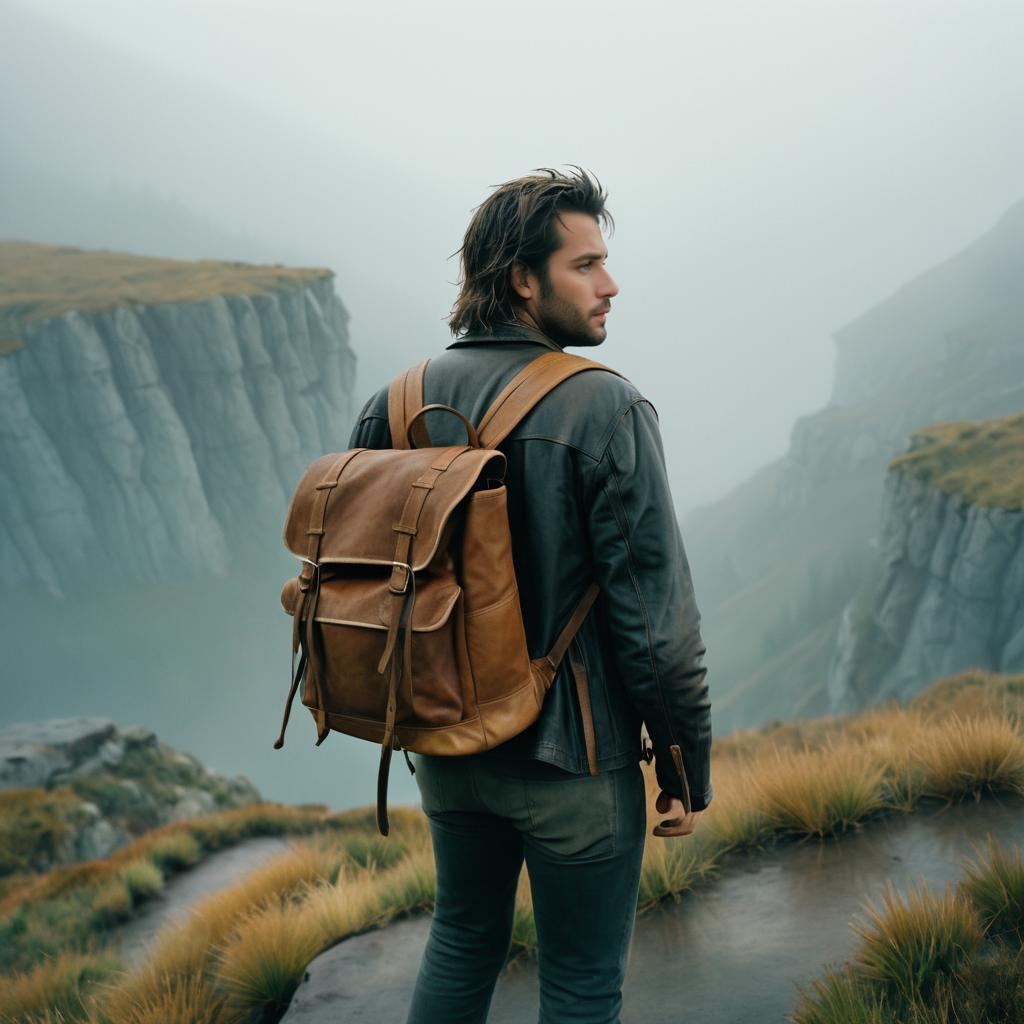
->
xmin=115 ymin=835 xmax=292 ymax=965
xmin=284 ymin=794 xmax=1024 ymax=1023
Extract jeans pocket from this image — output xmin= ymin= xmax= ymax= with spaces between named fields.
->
xmin=525 ymin=771 xmax=616 ymax=861
xmin=413 ymin=754 xmax=448 ymax=816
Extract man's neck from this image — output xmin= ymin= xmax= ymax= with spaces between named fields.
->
xmin=513 ymin=312 xmax=564 ymax=350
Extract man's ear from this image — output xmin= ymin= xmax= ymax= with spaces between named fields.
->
xmin=510 ymin=260 xmax=534 ymax=301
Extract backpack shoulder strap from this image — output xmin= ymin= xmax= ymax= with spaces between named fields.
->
xmin=476 ymin=351 xmax=625 ymax=449
xmin=387 ymin=358 xmax=432 ymax=450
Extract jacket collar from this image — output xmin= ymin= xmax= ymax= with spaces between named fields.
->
xmin=446 ymin=321 xmax=563 ymax=352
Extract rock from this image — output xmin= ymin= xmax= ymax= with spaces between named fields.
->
xmin=829 ymin=456 xmax=1024 ymax=712
xmin=0 ymin=717 xmax=116 ymax=789
xmin=121 ymin=725 xmax=157 ymax=750
xmin=0 ymin=717 xmax=263 ymax=872
xmin=679 ymin=200 xmax=1024 ymax=732
xmin=76 ymin=816 xmax=123 ymax=861
xmin=169 ymin=788 xmax=217 ymax=822
xmin=224 ymin=775 xmax=261 ymax=804
xmin=0 ymin=273 xmax=355 ymax=594
xmin=99 ymin=739 xmax=125 ymax=768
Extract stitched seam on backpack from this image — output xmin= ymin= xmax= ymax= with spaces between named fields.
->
xmin=464 ymin=588 xmax=520 ymax=619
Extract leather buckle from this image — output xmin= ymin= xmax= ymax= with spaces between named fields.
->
xmin=299 ymin=557 xmax=320 ymax=592
xmin=389 ymin=561 xmax=413 ymax=594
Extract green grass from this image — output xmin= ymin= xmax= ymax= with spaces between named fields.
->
xmin=0 ymin=241 xmax=331 ymax=353
xmin=889 ymin=412 xmax=1024 ymax=508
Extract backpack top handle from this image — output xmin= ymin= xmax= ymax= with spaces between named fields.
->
xmin=405 ymin=404 xmax=481 ymax=450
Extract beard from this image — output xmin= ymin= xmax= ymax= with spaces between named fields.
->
xmin=533 ymin=275 xmax=607 ymax=349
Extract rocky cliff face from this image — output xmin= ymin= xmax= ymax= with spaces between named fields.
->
xmin=683 ymin=198 xmax=1024 ymax=732
xmin=0 ymin=716 xmax=260 ymax=869
xmin=827 ymin=415 xmax=1024 ymax=711
xmin=0 ymin=245 xmax=356 ymax=595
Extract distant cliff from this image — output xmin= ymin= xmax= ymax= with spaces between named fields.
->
xmin=0 ymin=242 xmax=356 ymax=594
xmin=828 ymin=414 xmax=1024 ymax=711
xmin=682 ymin=197 xmax=1024 ymax=731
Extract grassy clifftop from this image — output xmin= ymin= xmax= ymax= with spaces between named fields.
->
xmin=889 ymin=412 xmax=1024 ymax=509
xmin=0 ymin=241 xmax=332 ymax=354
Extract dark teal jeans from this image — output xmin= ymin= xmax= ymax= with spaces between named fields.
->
xmin=406 ymin=753 xmax=647 ymax=1024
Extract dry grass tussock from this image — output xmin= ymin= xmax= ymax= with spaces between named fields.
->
xmin=960 ymin=836 xmax=1024 ymax=944
xmin=7 ymin=670 xmax=1024 ymax=1023
xmin=101 ymin=827 xmax=434 ymax=1024
xmin=0 ymin=949 xmax=120 ymax=1024
xmin=752 ymin=740 xmax=888 ymax=837
xmin=794 ymin=839 xmax=1024 ymax=1023
xmin=852 ymin=881 xmax=983 ymax=1003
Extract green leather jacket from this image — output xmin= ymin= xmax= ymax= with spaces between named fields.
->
xmin=348 ymin=322 xmax=713 ymax=810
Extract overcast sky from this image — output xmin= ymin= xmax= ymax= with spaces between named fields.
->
xmin=5 ymin=0 xmax=1024 ymax=515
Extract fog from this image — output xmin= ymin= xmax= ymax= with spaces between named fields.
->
xmin=2 ymin=0 xmax=1023 ymax=808
xmin=6 ymin=0 xmax=1024 ymax=509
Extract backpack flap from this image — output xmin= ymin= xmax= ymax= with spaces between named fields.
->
xmin=282 ymin=446 xmax=506 ymax=570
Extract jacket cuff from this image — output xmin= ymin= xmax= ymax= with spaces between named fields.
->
xmin=654 ymin=746 xmax=712 ymax=812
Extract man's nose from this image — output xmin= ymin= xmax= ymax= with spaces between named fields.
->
xmin=599 ymin=269 xmax=619 ymax=298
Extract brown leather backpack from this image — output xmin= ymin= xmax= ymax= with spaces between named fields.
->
xmin=273 ymin=350 xmax=622 ymax=834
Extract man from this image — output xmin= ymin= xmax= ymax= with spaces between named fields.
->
xmin=348 ymin=167 xmax=712 ymax=1024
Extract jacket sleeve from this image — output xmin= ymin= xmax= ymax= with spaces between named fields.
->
xmin=586 ymin=398 xmax=713 ymax=811
xmin=347 ymin=392 xmax=391 ymax=450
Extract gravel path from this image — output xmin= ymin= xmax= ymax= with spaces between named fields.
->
xmin=116 ymin=836 xmax=293 ymax=965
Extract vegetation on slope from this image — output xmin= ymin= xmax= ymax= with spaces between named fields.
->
xmin=889 ymin=412 xmax=1024 ymax=509
xmin=0 ymin=241 xmax=331 ymax=353
xmin=0 ymin=727 xmax=260 ymax=883
xmin=793 ymin=837 xmax=1024 ymax=1023
xmin=0 ymin=802 xmax=377 ymax=975
xmin=2 ymin=668 xmax=1023 ymax=1023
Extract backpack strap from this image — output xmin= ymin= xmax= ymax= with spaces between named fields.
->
xmin=558 ymin=584 xmax=601 ymax=777
xmin=476 ymin=350 xmax=624 ymax=449
xmin=475 ymin=351 xmax=623 ymax=777
xmin=387 ymin=358 xmax=432 ymax=450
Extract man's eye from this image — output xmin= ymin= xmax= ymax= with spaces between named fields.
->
xmin=578 ymin=263 xmax=591 ymax=271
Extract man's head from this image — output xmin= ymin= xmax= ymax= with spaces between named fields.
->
xmin=448 ymin=167 xmax=619 ymax=348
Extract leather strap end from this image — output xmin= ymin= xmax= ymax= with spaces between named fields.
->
xmin=570 ymin=659 xmax=599 ymax=777
xmin=377 ymin=743 xmax=394 ymax=836
xmin=273 ymin=649 xmax=307 ymax=751
xmin=669 ymin=744 xmax=693 ymax=815
xmin=314 ymin=706 xmax=330 ymax=746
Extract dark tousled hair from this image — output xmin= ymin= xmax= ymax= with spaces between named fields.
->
xmin=448 ymin=166 xmax=613 ymax=337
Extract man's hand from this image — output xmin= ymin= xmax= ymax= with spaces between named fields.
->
xmin=652 ymin=790 xmax=702 ymax=838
